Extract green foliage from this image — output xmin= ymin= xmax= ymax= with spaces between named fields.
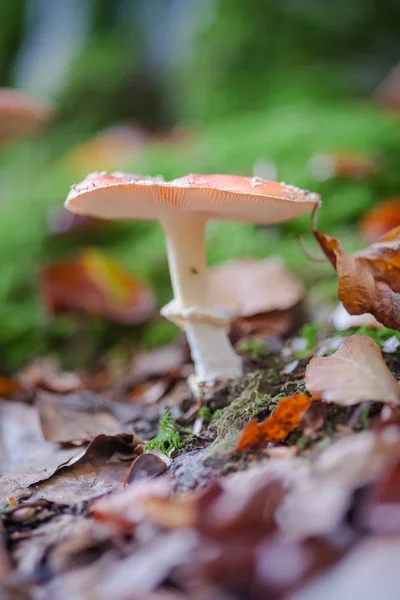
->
xmin=237 ymin=339 xmax=265 ymax=359
xmin=0 ymin=94 xmax=398 ymax=369
xmin=144 ymin=409 xmax=182 ymax=455
xmin=337 ymin=326 xmax=400 ymax=347
xmin=295 ymin=322 xmax=320 ymax=357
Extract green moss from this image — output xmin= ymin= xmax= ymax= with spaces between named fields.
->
xmin=144 ymin=409 xmax=182 ymax=455
xmin=211 ymin=377 xmax=270 ymax=440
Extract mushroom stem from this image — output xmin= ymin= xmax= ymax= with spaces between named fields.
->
xmin=160 ymin=213 xmax=243 ymax=383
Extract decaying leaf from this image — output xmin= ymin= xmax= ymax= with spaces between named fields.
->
xmin=210 ymin=258 xmax=303 ymax=317
xmin=305 ymin=334 xmax=400 ymax=405
xmin=236 ymin=393 xmax=314 ymax=452
xmin=41 ymin=248 xmax=155 ymax=324
xmin=92 ymin=476 xmax=173 ymax=532
xmin=28 ymin=434 xmax=141 ymax=503
xmin=313 ymin=209 xmax=400 ymax=329
xmin=36 ymin=392 xmax=123 ymax=444
xmin=18 ymin=359 xmax=83 ymax=394
xmin=124 ymin=453 xmax=168 ymax=486
xmin=0 ymin=376 xmax=21 ymax=399
xmin=0 ymin=401 xmax=83 ymax=503
xmin=360 ymin=198 xmax=400 ymax=242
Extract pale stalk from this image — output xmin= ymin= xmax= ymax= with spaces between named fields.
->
xmin=160 ymin=213 xmax=242 ymax=383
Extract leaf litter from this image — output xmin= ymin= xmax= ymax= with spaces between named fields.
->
xmin=4 ymin=247 xmax=400 ymax=598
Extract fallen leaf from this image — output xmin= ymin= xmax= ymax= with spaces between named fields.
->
xmin=18 ymin=358 xmax=83 ymax=394
xmin=124 ymin=453 xmax=167 ymax=486
xmin=0 ymin=402 xmax=83 ymax=503
xmin=28 ymin=434 xmax=141 ymax=503
xmin=11 ymin=514 xmax=108 ymax=580
xmin=277 ymin=427 xmax=400 ymax=539
xmin=92 ymin=476 xmax=172 ymax=532
xmin=0 ymin=376 xmax=21 ymax=399
xmin=143 ymin=496 xmax=199 ymax=530
xmin=312 ymin=210 xmax=400 ymax=329
xmin=45 ymin=530 xmax=196 ymax=600
xmin=358 ymin=457 xmax=400 ymax=534
xmin=236 ymin=393 xmax=314 ymax=452
xmin=36 ymin=392 xmax=123 ymax=444
xmin=210 ymin=258 xmax=303 ymax=317
xmin=41 ymin=248 xmax=155 ymax=324
xmin=305 ymin=334 xmax=400 ymax=405
xmin=360 ymin=198 xmax=400 ymax=242
xmin=0 ymin=522 xmax=11 ymax=580
xmin=309 ymin=151 xmax=379 ymax=181
xmin=288 ymin=537 xmax=400 ymax=600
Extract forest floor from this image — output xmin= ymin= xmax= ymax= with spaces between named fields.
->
xmin=2 ymin=296 xmax=400 ymax=600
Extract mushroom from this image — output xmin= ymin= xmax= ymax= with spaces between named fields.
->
xmin=65 ymin=172 xmax=320 ymax=384
xmin=0 ymin=88 xmax=51 ymax=146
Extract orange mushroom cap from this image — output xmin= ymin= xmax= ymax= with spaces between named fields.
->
xmin=0 ymin=88 xmax=51 ymax=145
xmin=65 ymin=172 xmax=320 ymax=224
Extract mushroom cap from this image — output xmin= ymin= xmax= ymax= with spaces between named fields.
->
xmin=0 ymin=88 xmax=51 ymax=145
xmin=65 ymin=172 xmax=320 ymax=224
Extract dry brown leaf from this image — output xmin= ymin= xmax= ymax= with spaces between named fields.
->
xmin=36 ymin=392 xmax=123 ymax=444
xmin=359 ymin=198 xmax=400 ymax=242
xmin=236 ymin=393 xmax=314 ymax=452
xmin=28 ymin=434 xmax=141 ymax=503
xmin=124 ymin=453 xmax=167 ymax=486
xmin=210 ymin=257 xmax=303 ymax=317
xmin=92 ymin=476 xmax=173 ymax=532
xmin=313 ymin=210 xmax=400 ymax=329
xmin=0 ymin=402 xmax=83 ymax=503
xmin=18 ymin=359 xmax=83 ymax=394
xmin=305 ymin=334 xmax=400 ymax=405
xmin=41 ymin=248 xmax=155 ymax=324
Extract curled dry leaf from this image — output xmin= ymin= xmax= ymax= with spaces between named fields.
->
xmin=305 ymin=334 xmax=400 ymax=405
xmin=41 ymin=248 xmax=155 ymax=324
xmin=124 ymin=453 xmax=168 ymax=486
xmin=360 ymin=198 xmax=400 ymax=242
xmin=236 ymin=393 xmax=314 ymax=452
xmin=313 ymin=208 xmax=400 ymax=330
xmin=28 ymin=434 xmax=141 ymax=503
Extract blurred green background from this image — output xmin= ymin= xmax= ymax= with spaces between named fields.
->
xmin=0 ymin=0 xmax=399 ymax=370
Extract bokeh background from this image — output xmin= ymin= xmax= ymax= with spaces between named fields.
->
xmin=0 ymin=0 xmax=399 ymax=370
